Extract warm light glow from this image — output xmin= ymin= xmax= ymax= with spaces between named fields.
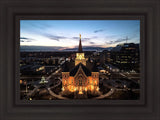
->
xmin=70 ymin=86 xmax=74 ymax=92
xmin=91 ymin=85 xmax=94 ymax=91
xmin=61 ymin=39 xmax=100 ymax=95
xmin=74 ymin=87 xmax=77 ymax=91
xmin=64 ymin=80 xmax=66 ymax=84
xmin=62 ymin=87 xmax=64 ymax=91
xmin=94 ymin=80 xmax=97 ymax=85
xmin=85 ymin=87 xmax=87 ymax=91
xmin=78 ymin=87 xmax=83 ymax=94
xmin=76 ymin=53 xmax=85 ymax=59
xmin=20 ymin=80 xmax=23 ymax=84
xmin=67 ymin=85 xmax=75 ymax=92
xmin=36 ymin=66 xmax=45 ymax=71
xmin=79 ymin=91 xmax=83 ymax=94
xmin=96 ymin=87 xmax=99 ymax=91
xmin=75 ymin=53 xmax=86 ymax=66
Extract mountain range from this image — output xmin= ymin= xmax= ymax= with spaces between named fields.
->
xmin=20 ymin=46 xmax=113 ymax=52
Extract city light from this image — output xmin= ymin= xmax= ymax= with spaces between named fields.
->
xmin=20 ymin=80 xmax=23 ymax=84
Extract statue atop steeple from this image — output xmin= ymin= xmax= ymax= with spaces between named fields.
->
xmin=78 ymin=34 xmax=83 ymax=53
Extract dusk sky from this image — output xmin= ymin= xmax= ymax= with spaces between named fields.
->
xmin=20 ymin=20 xmax=140 ymax=50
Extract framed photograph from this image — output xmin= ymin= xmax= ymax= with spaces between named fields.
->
xmin=0 ymin=0 xmax=160 ymax=120
xmin=20 ymin=20 xmax=141 ymax=101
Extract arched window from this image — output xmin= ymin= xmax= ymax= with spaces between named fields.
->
xmin=71 ymin=79 xmax=73 ymax=84
xmin=88 ymin=80 xmax=90 ymax=84
xmin=78 ymin=75 xmax=83 ymax=86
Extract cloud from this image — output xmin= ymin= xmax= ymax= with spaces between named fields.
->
xmin=82 ymin=38 xmax=91 ymax=41
xmin=105 ymin=41 xmax=114 ymax=44
xmin=94 ymin=29 xmax=104 ymax=33
xmin=20 ymin=37 xmax=35 ymax=42
xmin=72 ymin=37 xmax=91 ymax=41
xmin=106 ymin=37 xmax=129 ymax=44
xmin=72 ymin=36 xmax=98 ymax=42
xmin=89 ymin=42 xmax=95 ymax=44
xmin=114 ymin=38 xmax=128 ymax=43
xmin=72 ymin=37 xmax=79 ymax=39
xmin=20 ymin=40 xmax=25 ymax=42
xmin=20 ymin=37 xmax=30 ymax=40
xmin=42 ymin=33 xmax=68 ymax=41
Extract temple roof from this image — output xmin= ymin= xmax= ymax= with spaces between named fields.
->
xmin=62 ymin=61 xmax=99 ymax=73
xmin=70 ymin=63 xmax=91 ymax=76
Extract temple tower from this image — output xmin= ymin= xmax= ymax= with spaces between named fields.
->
xmin=75 ymin=34 xmax=86 ymax=66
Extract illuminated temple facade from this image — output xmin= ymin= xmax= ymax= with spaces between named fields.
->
xmin=61 ymin=34 xmax=100 ymax=98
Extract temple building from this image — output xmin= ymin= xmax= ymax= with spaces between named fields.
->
xmin=61 ymin=34 xmax=100 ymax=98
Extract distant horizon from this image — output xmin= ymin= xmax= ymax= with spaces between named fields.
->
xmin=20 ymin=42 xmax=139 ymax=52
xmin=20 ymin=20 xmax=140 ymax=50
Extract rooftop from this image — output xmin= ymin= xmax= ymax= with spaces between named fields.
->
xmin=70 ymin=63 xmax=91 ymax=76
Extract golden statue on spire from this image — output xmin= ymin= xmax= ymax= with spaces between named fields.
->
xmin=79 ymin=34 xmax=81 ymax=39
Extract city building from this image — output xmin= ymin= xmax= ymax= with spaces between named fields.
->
xmin=106 ymin=43 xmax=140 ymax=72
xmin=61 ymin=34 xmax=100 ymax=98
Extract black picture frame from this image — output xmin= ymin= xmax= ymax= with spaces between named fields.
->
xmin=0 ymin=0 xmax=160 ymax=120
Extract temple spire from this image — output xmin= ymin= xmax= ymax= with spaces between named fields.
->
xmin=78 ymin=34 xmax=83 ymax=53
